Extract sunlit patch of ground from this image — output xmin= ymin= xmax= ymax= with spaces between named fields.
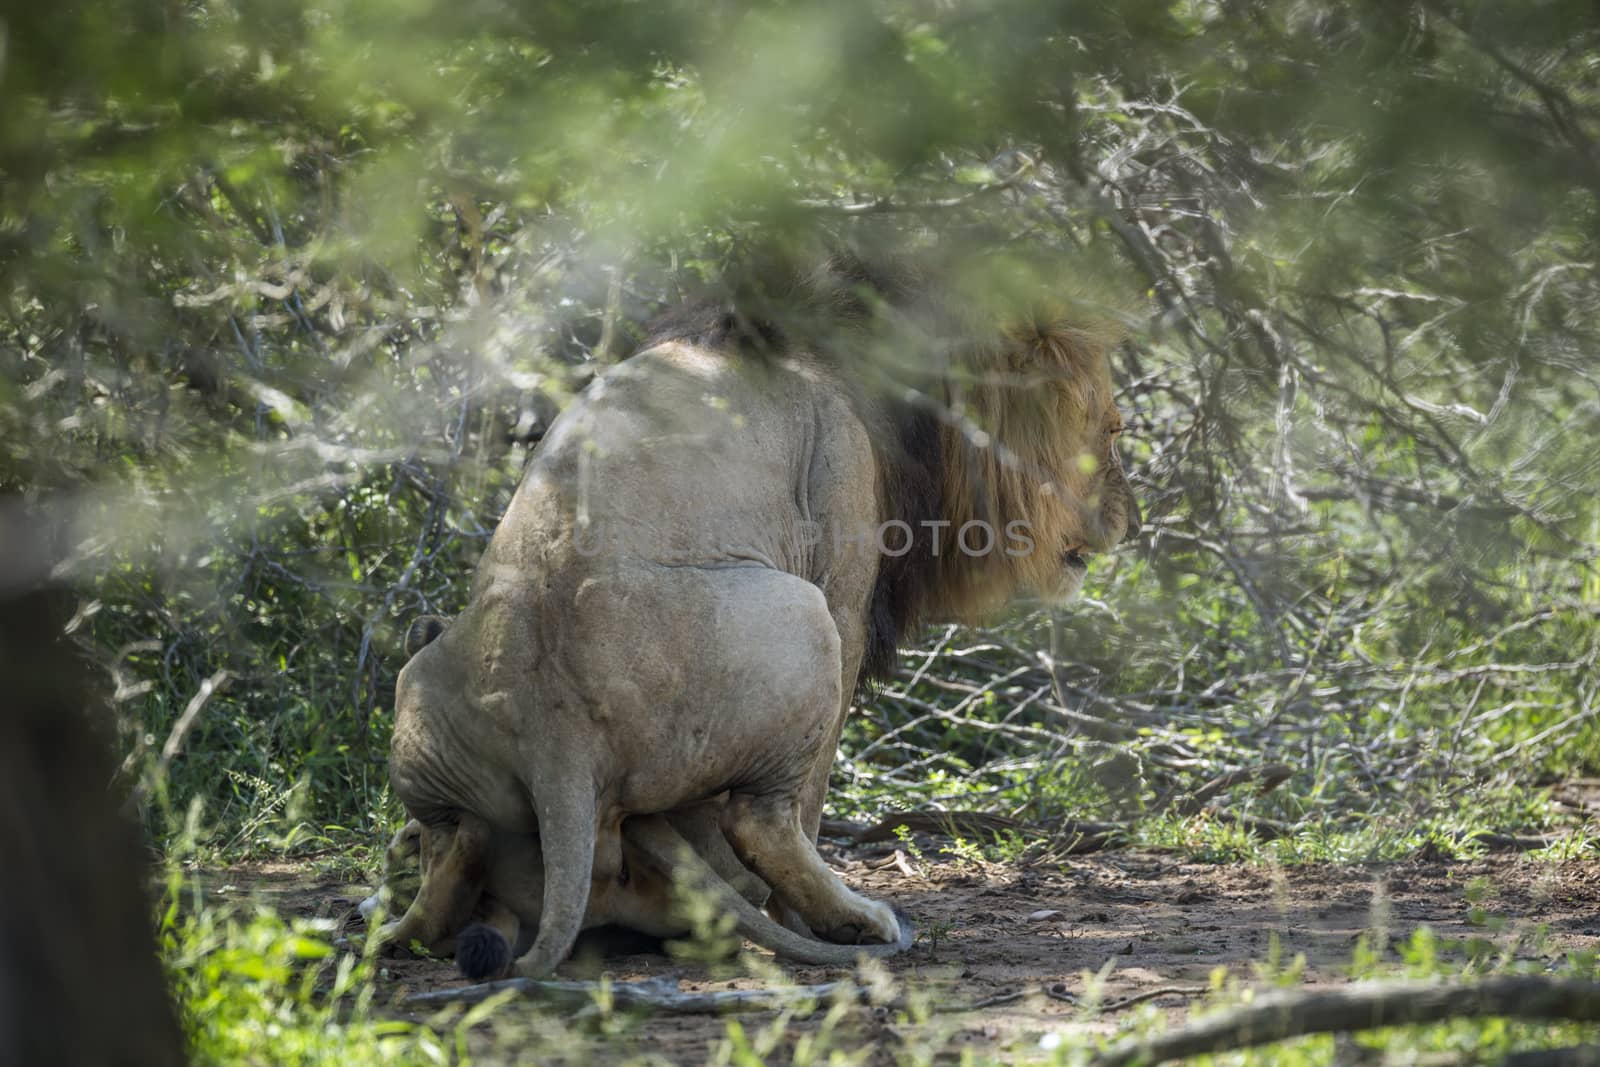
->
xmin=203 ymin=837 xmax=1600 ymax=1065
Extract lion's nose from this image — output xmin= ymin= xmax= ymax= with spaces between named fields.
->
xmin=1121 ymin=491 xmax=1142 ymax=542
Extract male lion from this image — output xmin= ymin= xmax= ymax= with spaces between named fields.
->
xmin=387 ymin=253 xmax=1140 ymax=977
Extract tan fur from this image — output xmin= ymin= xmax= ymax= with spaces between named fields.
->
xmin=382 ymin=276 xmax=1138 ymax=978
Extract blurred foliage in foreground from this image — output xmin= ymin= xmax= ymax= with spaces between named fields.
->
xmin=1 ymin=0 xmax=1597 ymax=854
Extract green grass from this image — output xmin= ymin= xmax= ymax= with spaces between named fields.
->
xmin=1130 ymin=788 xmax=1598 ymax=867
xmin=162 ymin=897 xmax=462 ymax=1065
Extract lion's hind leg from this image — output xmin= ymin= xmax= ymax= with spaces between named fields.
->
xmin=666 ymin=801 xmax=770 ymax=909
xmin=692 ymin=569 xmax=898 ymax=947
xmin=625 ymin=814 xmax=910 ymax=965
xmin=721 ymin=791 xmax=900 ymax=947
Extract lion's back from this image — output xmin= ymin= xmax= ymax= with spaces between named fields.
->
xmin=485 ymin=343 xmax=864 ymax=580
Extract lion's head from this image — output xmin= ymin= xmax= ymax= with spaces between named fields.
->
xmin=928 ymin=312 xmax=1140 ymax=619
xmin=642 ymin=249 xmax=1142 ymax=683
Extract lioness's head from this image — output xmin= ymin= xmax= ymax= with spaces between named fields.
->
xmin=358 ymin=819 xmax=423 ymax=922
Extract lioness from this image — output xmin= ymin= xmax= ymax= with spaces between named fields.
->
xmin=387 ymin=255 xmax=1140 ymax=977
xmin=367 ymin=812 xmax=911 ymax=978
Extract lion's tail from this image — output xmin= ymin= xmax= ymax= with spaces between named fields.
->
xmin=728 ymin=893 xmax=914 ymax=965
xmin=515 ymin=786 xmax=598 ymax=977
xmin=625 ymin=817 xmax=914 ymax=966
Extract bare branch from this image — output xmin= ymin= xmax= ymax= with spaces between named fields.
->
xmin=1092 ymin=978 xmax=1600 ymax=1067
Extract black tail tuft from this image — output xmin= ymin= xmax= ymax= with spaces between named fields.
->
xmin=455 ymin=922 xmax=512 ymax=981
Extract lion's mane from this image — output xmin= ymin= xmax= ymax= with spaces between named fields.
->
xmin=642 ymin=249 xmax=1123 ymax=682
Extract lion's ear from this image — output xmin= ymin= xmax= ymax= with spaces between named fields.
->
xmin=388 ymin=820 xmax=424 ymax=863
xmin=404 ymin=615 xmax=448 ymax=659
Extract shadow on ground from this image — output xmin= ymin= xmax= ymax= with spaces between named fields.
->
xmin=206 ymin=837 xmax=1600 ymax=1065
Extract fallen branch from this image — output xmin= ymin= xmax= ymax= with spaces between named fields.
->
xmin=1183 ymin=764 xmax=1294 ymax=811
xmin=1100 ymin=986 xmax=1208 ymax=1014
xmin=1502 ymin=1047 xmax=1600 ymax=1067
xmin=1021 ymin=823 xmax=1128 ymax=865
xmin=403 ymin=976 xmax=863 ymax=1014
xmin=1204 ymin=806 xmax=1294 ymax=840
xmin=852 ymin=809 xmax=1024 ymax=844
xmin=1049 ymin=822 xmax=1127 ymax=855
xmin=967 ymin=989 xmax=1030 ymax=1010
xmin=1157 ymin=762 xmax=1294 ymax=817
xmin=819 ymin=817 xmax=871 ymax=839
xmin=1469 ymin=831 xmax=1565 ymax=852
xmin=1091 ymin=977 xmax=1600 ymax=1067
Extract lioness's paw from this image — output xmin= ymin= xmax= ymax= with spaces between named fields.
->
xmin=373 ymin=920 xmax=411 ymax=958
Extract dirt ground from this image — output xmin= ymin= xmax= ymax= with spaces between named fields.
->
xmin=210 ymin=832 xmax=1600 ymax=1065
